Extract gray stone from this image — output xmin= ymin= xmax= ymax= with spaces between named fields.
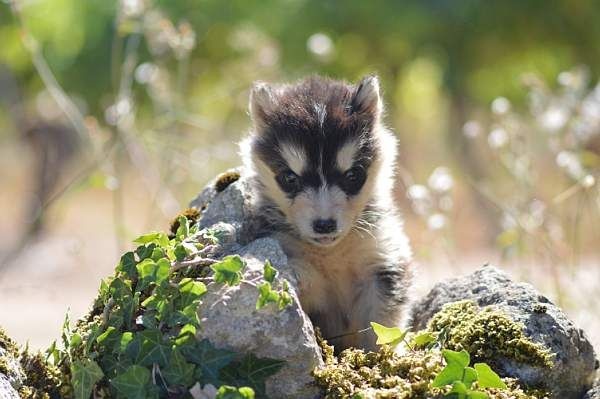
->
xmin=410 ymin=265 xmax=597 ymax=398
xmin=196 ymin=237 xmax=322 ymax=399
xmin=0 ymin=374 xmax=19 ymax=399
xmin=584 ymin=382 xmax=600 ymax=399
xmin=0 ymin=347 xmax=22 ymax=389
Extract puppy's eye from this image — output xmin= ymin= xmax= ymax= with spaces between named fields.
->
xmin=276 ymin=170 xmax=301 ymax=193
xmin=342 ymin=166 xmax=366 ymax=194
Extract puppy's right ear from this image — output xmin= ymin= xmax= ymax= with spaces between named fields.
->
xmin=249 ymin=81 xmax=278 ymax=132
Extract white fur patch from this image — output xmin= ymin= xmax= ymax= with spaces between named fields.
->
xmin=279 ymin=143 xmax=307 ymax=175
xmin=336 ymin=140 xmax=359 ymax=171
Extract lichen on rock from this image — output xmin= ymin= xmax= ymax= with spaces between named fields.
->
xmin=312 ymin=330 xmax=544 ymax=399
xmin=425 ymin=300 xmax=554 ymax=369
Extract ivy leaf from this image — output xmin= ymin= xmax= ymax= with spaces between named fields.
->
xmin=136 ymin=243 xmax=156 ymax=261
xmin=211 ymin=255 xmax=245 ymax=286
xmin=474 ymin=363 xmax=507 ymax=389
xmin=463 ymin=366 xmax=478 ymax=389
xmin=216 ymin=385 xmax=256 ymax=399
xmin=467 ymin=391 xmax=489 ymax=399
xmin=263 ymin=260 xmax=277 ymax=283
xmin=117 ymin=251 xmax=137 ymax=278
xmin=444 ymin=349 xmax=470 ymax=369
xmin=450 ymin=380 xmax=468 ymax=395
xmin=133 ymin=231 xmax=170 ymax=248
xmin=412 ymin=331 xmax=436 ymax=347
xmin=71 ymin=359 xmax=104 ymax=399
xmin=110 ymin=365 xmax=151 ymax=399
xmin=256 ymin=282 xmax=280 ymax=310
xmin=178 ymin=278 xmax=207 ymax=307
xmin=181 ymin=339 xmax=236 ymax=385
xmin=176 ymin=215 xmax=190 ymax=240
xmin=96 ymin=326 xmax=119 ymax=352
xmin=162 ymin=348 xmax=196 ymax=387
xmin=131 ymin=330 xmax=171 ymax=367
xmin=220 ymin=353 xmax=285 ymax=397
xmin=119 ymin=332 xmax=133 ymax=353
xmin=277 ymin=290 xmax=293 ymax=310
xmin=370 ymin=322 xmax=407 ymax=347
xmin=432 ymin=349 xmax=472 ymax=388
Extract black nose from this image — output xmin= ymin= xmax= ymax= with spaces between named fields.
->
xmin=312 ymin=219 xmax=337 ymax=234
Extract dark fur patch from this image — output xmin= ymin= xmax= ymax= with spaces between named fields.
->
xmin=252 ymin=76 xmax=379 ymax=197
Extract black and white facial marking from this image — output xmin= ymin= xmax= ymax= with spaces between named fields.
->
xmin=247 ymin=75 xmax=385 ymax=247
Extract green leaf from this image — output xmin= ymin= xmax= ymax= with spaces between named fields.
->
xmin=256 ymin=282 xmax=280 ymax=310
xmin=117 ymin=251 xmax=137 ymax=277
xmin=463 ymin=366 xmax=478 ymax=389
xmin=133 ymin=231 xmax=170 ymax=248
xmin=162 ymin=348 xmax=196 ymax=387
xmin=263 ymin=260 xmax=277 ymax=283
xmin=175 ymin=324 xmax=197 ymax=346
xmin=176 ymin=215 xmax=190 ymax=240
xmin=370 ymin=322 xmax=407 ymax=347
xmin=216 ymin=385 xmax=256 ymax=399
xmin=181 ymin=339 xmax=236 ymax=385
xmin=131 ymin=330 xmax=171 ymax=367
xmin=71 ymin=359 xmax=104 ymax=399
xmin=474 ymin=363 xmax=507 ymax=389
xmin=277 ymin=290 xmax=293 ymax=310
xmin=211 ymin=255 xmax=245 ymax=286
xmin=220 ymin=353 xmax=285 ymax=397
xmin=450 ymin=380 xmax=468 ymax=394
xmin=110 ymin=365 xmax=151 ymax=399
xmin=119 ymin=332 xmax=133 ymax=353
xmin=432 ymin=362 xmax=464 ymax=388
xmin=174 ymin=244 xmax=188 ymax=262
xmin=412 ymin=331 xmax=436 ymax=347
xmin=443 ymin=349 xmax=470 ymax=369
xmin=178 ymin=278 xmax=207 ymax=307
xmin=467 ymin=391 xmax=489 ymax=399
xmin=96 ymin=326 xmax=119 ymax=351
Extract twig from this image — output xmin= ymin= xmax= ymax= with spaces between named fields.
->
xmin=170 ymin=257 xmax=220 ymax=272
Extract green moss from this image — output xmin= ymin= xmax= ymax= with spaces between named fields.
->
xmin=313 ymin=335 xmax=544 ymax=399
xmin=18 ymin=351 xmax=64 ymax=399
xmin=0 ymin=327 xmax=19 ymax=357
xmin=426 ymin=300 xmax=554 ymax=369
xmin=214 ymin=170 xmax=241 ymax=192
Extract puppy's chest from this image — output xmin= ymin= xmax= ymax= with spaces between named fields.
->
xmin=282 ymin=233 xmax=380 ymax=313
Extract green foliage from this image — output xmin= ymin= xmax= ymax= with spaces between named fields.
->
xmin=211 ymin=255 xmax=245 ymax=286
xmin=70 ymin=360 xmax=103 ymax=399
xmin=370 ymin=322 xmax=407 ymax=348
xmin=35 ymin=216 xmax=288 ymax=398
xmin=432 ymin=349 xmax=506 ymax=399
xmin=426 ymin=301 xmax=554 ymax=369
xmin=216 ymin=385 xmax=255 ymax=399
xmin=314 ymin=304 xmax=551 ymax=399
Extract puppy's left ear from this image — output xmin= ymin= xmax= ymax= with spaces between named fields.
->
xmin=249 ymin=81 xmax=279 ymax=133
xmin=351 ymin=75 xmax=382 ymax=120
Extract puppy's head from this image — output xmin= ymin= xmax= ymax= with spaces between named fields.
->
xmin=242 ymin=75 xmax=396 ymax=247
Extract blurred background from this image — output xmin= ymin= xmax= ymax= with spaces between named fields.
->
xmin=0 ymin=0 xmax=599 ymax=352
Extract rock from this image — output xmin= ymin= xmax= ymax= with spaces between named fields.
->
xmin=584 ymin=382 xmax=600 ymax=399
xmin=197 ymin=238 xmax=322 ymax=398
xmin=0 ymin=347 xmax=23 ymax=389
xmin=192 ymin=172 xmax=323 ymax=398
xmin=0 ymin=374 xmax=19 ymax=399
xmin=410 ymin=265 xmax=597 ymax=398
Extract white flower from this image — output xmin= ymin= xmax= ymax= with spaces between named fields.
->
xmin=488 ymin=127 xmax=508 ymax=148
xmin=540 ymin=106 xmax=568 ymax=132
xmin=463 ymin=120 xmax=482 ymax=138
xmin=428 ymin=167 xmax=454 ymax=193
xmin=491 ymin=97 xmax=511 ymax=115
xmin=307 ymin=33 xmax=334 ymax=59
xmin=427 ymin=213 xmax=447 ymax=230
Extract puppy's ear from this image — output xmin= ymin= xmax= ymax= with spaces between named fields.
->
xmin=249 ymin=81 xmax=279 ymax=132
xmin=351 ymin=75 xmax=382 ymax=120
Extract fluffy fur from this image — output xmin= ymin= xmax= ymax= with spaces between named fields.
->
xmin=240 ymin=75 xmax=412 ymax=351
